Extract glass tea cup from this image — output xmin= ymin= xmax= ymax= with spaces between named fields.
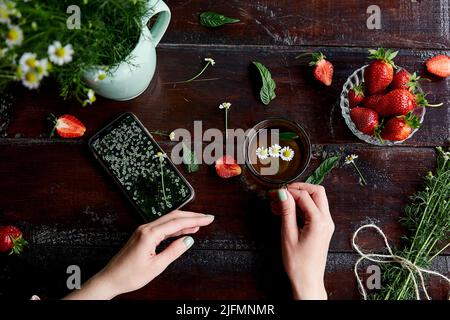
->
xmin=244 ymin=118 xmax=311 ymax=188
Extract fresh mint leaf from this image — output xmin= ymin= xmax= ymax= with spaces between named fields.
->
xmin=252 ymin=61 xmax=276 ymax=105
xmin=199 ymin=12 xmax=240 ymax=28
xmin=306 ymin=155 xmax=340 ymax=185
xmin=279 ymin=132 xmax=299 ymax=141
xmin=182 ymin=143 xmax=199 ymax=173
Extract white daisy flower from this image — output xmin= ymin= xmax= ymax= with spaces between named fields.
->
xmin=219 ymin=102 xmax=231 ymax=110
xmin=47 ymin=41 xmax=74 ymax=66
xmin=154 ymin=152 xmax=167 ymax=159
xmin=19 ymin=52 xmax=38 ymax=71
xmin=36 ymin=58 xmax=50 ymax=79
xmin=268 ymin=144 xmax=281 ymax=158
xmin=280 ymin=146 xmax=295 ymax=161
xmin=83 ymin=89 xmax=96 ymax=106
xmin=204 ymin=57 xmax=215 ymax=66
xmin=94 ymin=69 xmax=107 ymax=81
xmin=21 ymin=70 xmax=40 ymax=89
xmin=345 ymin=154 xmax=358 ymax=165
xmin=5 ymin=25 xmax=23 ymax=47
xmin=169 ymin=131 xmax=176 ymax=141
xmin=256 ymin=146 xmax=269 ymax=160
xmin=0 ymin=3 xmax=11 ymax=24
xmin=0 ymin=48 xmax=7 ymax=58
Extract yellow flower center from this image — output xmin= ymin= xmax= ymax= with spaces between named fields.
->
xmin=26 ymin=57 xmax=37 ymax=69
xmin=6 ymin=28 xmax=18 ymax=41
xmin=25 ymin=71 xmax=38 ymax=83
xmin=55 ymin=47 xmax=65 ymax=58
xmin=283 ymin=150 xmax=292 ymax=157
xmin=98 ymin=73 xmax=106 ymax=80
xmin=0 ymin=8 xmax=9 ymax=19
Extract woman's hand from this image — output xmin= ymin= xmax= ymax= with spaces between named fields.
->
xmin=269 ymin=183 xmax=334 ymax=300
xmin=64 ymin=210 xmax=214 ymax=300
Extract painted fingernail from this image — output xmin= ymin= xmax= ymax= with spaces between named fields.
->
xmin=183 ymin=236 xmax=194 ymax=249
xmin=269 ymin=189 xmax=288 ymax=202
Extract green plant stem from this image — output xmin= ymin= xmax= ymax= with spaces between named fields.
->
xmin=182 ymin=61 xmax=211 ymax=83
xmin=352 ymin=162 xmax=367 ymax=186
xmin=151 ymin=130 xmax=170 ymax=137
xmin=225 ymin=108 xmax=228 ymax=140
xmin=159 ymin=158 xmax=168 ymax=205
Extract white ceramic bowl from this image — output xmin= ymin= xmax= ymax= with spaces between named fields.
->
xmin=340 ymin=65 xmax=425 ymax=146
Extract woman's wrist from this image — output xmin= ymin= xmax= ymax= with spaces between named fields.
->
xmin=291 ymin=279 xmax=327 ymax=300
xmin=63 ymin=271 xmax=119 ymax=300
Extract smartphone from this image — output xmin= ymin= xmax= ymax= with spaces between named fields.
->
xmin=89 ymin=113 xmax=195 ymax=221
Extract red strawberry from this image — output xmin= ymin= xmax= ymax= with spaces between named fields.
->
xmin=364 ymin=48 xmax=398 ymax=94
xmin=0 ymin=226 xmax=28 ymax=255
xmin=297 ymin=52 xmax=333 ymax=86
xmin=348 ymin=84 xmax=365 ymax=108
xmin=215 ymin=155 xmax=242 ymax=178
xmin=381 ymin=113 xmax=420 ymax=141
xmin=375 ymin=89 xmax=417 ymax=117
xmin=391 ymin=69 xmax=420 ymax=92
xmin=426 ymin=55 xmax=450 ymax=78
xmin=50 ymin=114 xmax=86 ymax=138
xmin=350 ymin=107 xmax=380 ymax=135
xmin=362 ymin=94 xmax=383 ymax=109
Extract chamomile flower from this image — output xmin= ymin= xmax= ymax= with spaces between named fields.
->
xmin=83 ymin=89 xmax=96 ymax=106
xmin=280 ymin=146 xmax=295 ymax=161
xmin=169 ymin=131 xmax=176 ymax=141
xmin=268 ymin=144 xmax=281 ymax=158
xmin=19 ymin=52 xmax=38 ymax=71
xmin=345 ymin=154 xmax=358 ymax=165
xmin=0 ymin=3 xmax=11 ymax=24
xmin=154 ymin=152 xmax=167 ymax=159
xmin=47 ymin=41 xmax=74 ymax=66
xmin=94 ymin=69 xmax=107 ymax=81
xmin=36 ymin=58 xmax=50 ymax=79
xmin=0 ymin=48 xmax=7 ymax=58
xmin=256 ymin=146 xmax=269 ymax=160
xmin=21 ymin=69 xmax=40 ymax=89
xmin=204 ymin=57 xmax=215 ymax=66
xmin=219 ymin=102 xmax=231 ymax=110
xmin=5 ymin=25 xmax=23 ymax=47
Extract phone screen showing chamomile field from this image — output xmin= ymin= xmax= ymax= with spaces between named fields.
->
xmin=89 ymin=113 xmax=194 ymax=221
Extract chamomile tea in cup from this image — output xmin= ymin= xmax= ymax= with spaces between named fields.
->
xmin=244 ymin=118 xmax=311 ymax=187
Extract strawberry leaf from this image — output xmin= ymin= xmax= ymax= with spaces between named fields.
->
xmin=279 ymin=132 xmax=299 ymax=141
xmin=199 ymin=12 xmax=240 ymax=28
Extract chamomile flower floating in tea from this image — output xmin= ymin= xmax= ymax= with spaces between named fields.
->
xmin=280 ymin=146 xmax=294 ymax=162
xmin=268 ymin=144 xmax=281 ymax=158
xmin=256 ymin=146 xmax=269 ymax=160
xmin=47 ymin=41 xmax=74 ymax=66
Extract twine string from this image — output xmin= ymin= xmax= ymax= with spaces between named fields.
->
xmin=352 ymin=224 xmax=450 ymax=300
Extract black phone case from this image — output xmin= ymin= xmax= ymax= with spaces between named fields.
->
xmin=88 ymin=112 xmax=195 ymax=222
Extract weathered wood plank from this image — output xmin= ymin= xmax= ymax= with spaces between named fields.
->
xmin=162 ymin=0 xmax=450 ymax=49
xmin=0 ymin=247 xmax=447 ymax=300
xmin=0 ymin=143 xmax=446 ymax=254
xmin=4 ymin=47 xmax=450 ymax=146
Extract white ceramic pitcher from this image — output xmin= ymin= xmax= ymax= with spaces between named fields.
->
xmin=83 ymin=0 xmax=171 ymax=101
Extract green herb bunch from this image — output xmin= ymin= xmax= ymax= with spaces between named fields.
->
xmin=371 ymin=147 xmax=450 ymax=300
xmin=0 ymin=0 xmax=149 ymax=105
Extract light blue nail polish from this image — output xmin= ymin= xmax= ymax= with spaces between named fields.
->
xmin=183 ymin=236 xmax=194 ymax=249
xmin=269 ymin=189 xmax=288 ymax=202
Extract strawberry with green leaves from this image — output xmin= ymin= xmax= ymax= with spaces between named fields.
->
xmin=296 ymin=52 xmax=334 ymax=86
xmin=348 ymin=84 xmax=365 ymax=108
xmin=391 ymin=69 xmax=420 ymax=92
xmin=381 ymin=113 xmax=421 ymax=141
xmin=375 ymin=88 xmax=417 ymax=117
xmin=49 ymin=114 xmax=86 ymax=138
xmin=0 ymin=225 xmax=28 ymax=255
xmin=364 ymin=48 xmax=398 ymax=94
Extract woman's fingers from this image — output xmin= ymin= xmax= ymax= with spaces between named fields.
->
xmin=148 ymin=210 xmax=208 ymax=228
xmin=152 ymin=215 xmax=215 ymax=243
xmin=154 ymin=236 xmax=195 ymax=274
xmin=287 ymin=188 xmax=321 ymax=224
xmin=269 ymin=189 xmax=299 ymax=244
xmin=288 ymin=182 xmax=329 ymax=214
xmin=169 ymin=226 xmax=200 ymax=238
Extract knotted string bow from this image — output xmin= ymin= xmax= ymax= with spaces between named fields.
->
xmin=352 ymin=224 xmax=450 ymax=300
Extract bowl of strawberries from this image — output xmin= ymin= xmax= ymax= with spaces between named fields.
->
xmin=340 ymin=48 xmax=439 ymax=146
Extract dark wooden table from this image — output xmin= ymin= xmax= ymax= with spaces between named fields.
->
xmin=0 ymin=0 xmax=449 ymax=300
